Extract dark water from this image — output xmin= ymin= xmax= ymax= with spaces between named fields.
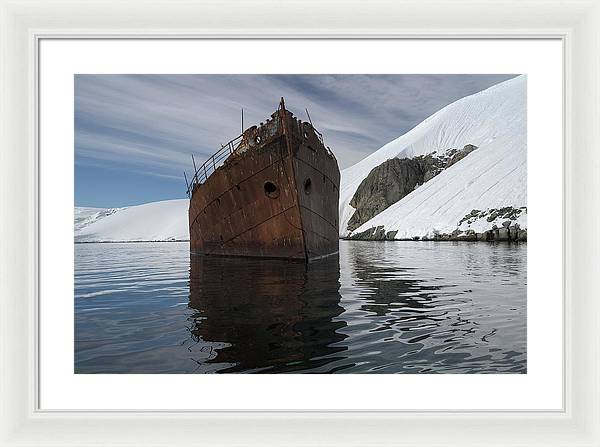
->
xmin=74 ymin=241 xmax=526 ymax=373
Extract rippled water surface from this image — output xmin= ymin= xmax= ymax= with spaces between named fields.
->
xmin=75 ymin=241 xmax=526 ymax=373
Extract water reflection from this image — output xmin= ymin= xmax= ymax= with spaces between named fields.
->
xmin=187 ymin=254 xmax=347 ymax=373
xmin=340 ymin=242 xmax=526 ymax=373
xmin=74 ymin=241 xmax=526 ymax=374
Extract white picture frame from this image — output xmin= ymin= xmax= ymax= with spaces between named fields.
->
xmin=1 ymin=0 xmax=598 ymax=445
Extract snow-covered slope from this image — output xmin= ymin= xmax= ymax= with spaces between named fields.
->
xmin=340 ymin=75 xmax=526 ymax=238
xmin=75 ymin=199 xmax=189 ymax=242
xmin=74 ymin=207 xmax=124 ymax=232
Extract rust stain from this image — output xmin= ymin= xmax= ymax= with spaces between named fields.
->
xmin=188 ymin=99 xmax=340 ymax=262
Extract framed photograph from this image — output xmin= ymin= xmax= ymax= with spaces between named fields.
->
xmin=1 ymin=0 xmax=599 ymax=446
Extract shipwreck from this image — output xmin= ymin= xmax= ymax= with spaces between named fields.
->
xmin=186 ymin=99 xmax=340 ymax=262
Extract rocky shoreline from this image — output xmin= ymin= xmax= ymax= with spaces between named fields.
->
xmin=347 ymin=225 xmax=526 ymax=242
xmin=348 ymin=206 xmax=527 ymax=242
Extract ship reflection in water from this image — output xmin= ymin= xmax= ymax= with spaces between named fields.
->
xmin=74 ymin=241 xmax=527 ymax=374
xmin=187 ymin=254 xmax=347 ymax=373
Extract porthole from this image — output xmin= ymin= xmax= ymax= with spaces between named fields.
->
xmin=255 ymin=135 xmax=262 ymax=144
xmin=303 ymin=130 xmax=310 ymax=139
xmin=304 ymin=178 xmax=312 ymax=195
xmin=264 ymin=181 xmax=279 ymax=199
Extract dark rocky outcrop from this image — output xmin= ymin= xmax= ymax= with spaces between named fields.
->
xmin=347 ymin=144 xmax=478 ymax=231
xmin=458 ymin=206 xmax=525 ymax=227
xmin=347 ymin=156 xmax=441 ymax=231
xmin=348 ymin=226 xmax=400 ymax=241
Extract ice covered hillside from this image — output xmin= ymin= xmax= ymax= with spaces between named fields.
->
xmin=75 ymin=199 xmax=189 ymax=242
xmin=74 ymin=207 xmax=124 ymax=232
xmin=340 ymin=75 xmax=527 ymax=240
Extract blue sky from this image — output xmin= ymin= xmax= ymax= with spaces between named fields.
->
xmin=75 ymin=74 xmax=516 ymax=208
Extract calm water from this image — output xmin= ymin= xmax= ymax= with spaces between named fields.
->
xmin=75 ymin=241 xmax=526 ymax=373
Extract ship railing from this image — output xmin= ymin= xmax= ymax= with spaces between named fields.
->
xmin=185 ymin=112 xmax=333 ymax=197
xmin=186 ymin=133 xmax=243 ymax=197
xmin=311 ymin=125 xmax=325 ymax=146
xmin=305 ymin=123 xmax=335 ymax=158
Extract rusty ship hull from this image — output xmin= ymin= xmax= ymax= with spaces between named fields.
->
xmin=188 ymin=100 xmax=340 ymax=262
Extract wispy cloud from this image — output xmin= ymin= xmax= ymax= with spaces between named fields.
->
xmin=75 ymin=74 xmax=516 ymax=179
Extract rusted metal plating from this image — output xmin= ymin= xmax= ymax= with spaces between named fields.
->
xmin=188 ymin=98 xmax=340 ymax=262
